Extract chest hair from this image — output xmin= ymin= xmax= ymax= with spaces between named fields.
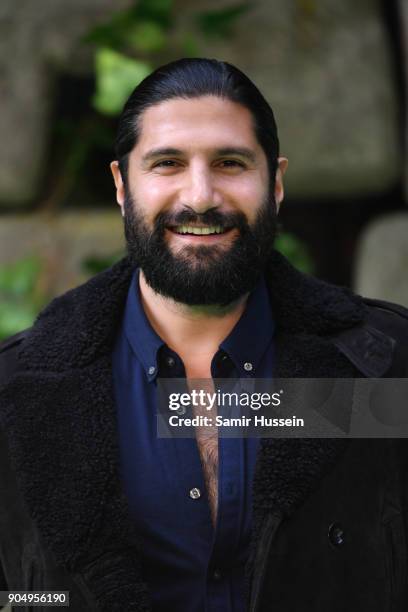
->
xmin=188 ymin=376 xmax=219 ymax=526
xmin=195 ymin=427 xmax=218 ymax=526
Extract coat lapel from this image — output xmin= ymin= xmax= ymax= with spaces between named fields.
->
xmin=0 ymin=251 xmax=371 ymax=610
xmin=250 ymin=250 xmax=365 ymax=527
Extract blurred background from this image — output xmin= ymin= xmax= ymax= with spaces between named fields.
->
xmin=0 ymin=0 xmax=407 ymax=340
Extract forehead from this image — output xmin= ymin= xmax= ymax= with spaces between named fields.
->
xmin=133 ymin=95 xmax=261 ymax=153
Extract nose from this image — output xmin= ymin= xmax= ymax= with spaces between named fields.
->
xmin=180 ymin=162 xmax=222 ymax=213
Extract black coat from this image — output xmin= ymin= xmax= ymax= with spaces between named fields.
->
xmin=1 ymin=251 xmax=408 ymax=612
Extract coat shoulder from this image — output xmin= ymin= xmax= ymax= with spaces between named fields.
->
xmin=363 ymin=297 xmax=408 ymax=323
xmin=364 ymin=298 xmax=408 ymax=377
xmin=329 ymin=297 xmax=408 ymax=377
xmin=362 ymin=298 xmax=408 ymax=343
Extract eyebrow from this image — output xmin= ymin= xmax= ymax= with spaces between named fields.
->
xmin=141 ymin=146 xmax=257 ymax=164
xmin=141 ymin=148 xmax=183 ymax=163
xmin=216 ymin=147 xmax=257 ymax=163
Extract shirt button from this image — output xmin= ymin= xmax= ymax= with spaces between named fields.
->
xmin=328 ymin=522 xmax=345 ymax=547
xmin=148 ymin=366 xmax=156 ymax=376
xmin=243 ymin=362 xmax=253 ymax=372
xmin=166 ymin=356 xmax=175 ymax=367
xmin=189 ymin=487 xmax=201 ymax=500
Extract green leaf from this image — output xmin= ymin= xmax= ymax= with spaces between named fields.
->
xmin=196 ymin=3 xmax=250 ymax=38
xmin=124 ymin=21 xmax=167 ymax=53
xmin=93 ymin=48 xmax=152 ymax=116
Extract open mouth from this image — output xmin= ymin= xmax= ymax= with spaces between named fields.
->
xmin=168 ymin=224 xmax=233 ymax=236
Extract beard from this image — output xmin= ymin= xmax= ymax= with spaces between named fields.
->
xmin=123 ymin=192 xmax=278 ymax=306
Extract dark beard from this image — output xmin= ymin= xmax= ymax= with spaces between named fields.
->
xmin=123 ymin=194 xmax=278 ymax=306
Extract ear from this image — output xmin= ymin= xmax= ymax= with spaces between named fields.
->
xmin=274 ymin=157 xmax=288 ymax=213
xmin=110 ymin=161 xmax=125 ymax=217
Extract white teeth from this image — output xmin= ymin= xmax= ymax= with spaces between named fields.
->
xmin=174 ymin=225 xmax=225 ymax=235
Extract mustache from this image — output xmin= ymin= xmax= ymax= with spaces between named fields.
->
xmin=153 ymin=208 xmax=249 ymax=231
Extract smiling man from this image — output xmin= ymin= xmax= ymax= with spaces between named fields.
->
xmin=112 ymin=86 xmax=286 ymax=310
xmin=1 ymin=58 xmax=408 ymax=612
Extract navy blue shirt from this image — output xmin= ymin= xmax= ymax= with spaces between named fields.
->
xmin=112 ymin=271 xmax=275 ymax=611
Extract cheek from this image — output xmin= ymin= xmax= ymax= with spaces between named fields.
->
xmin=132 ymin=178 xmax=172 ymax=218
xmin=134 ymin=178 xmax=162 ymax=201
xmin=229 ymin=180 xmax=267 ymax=221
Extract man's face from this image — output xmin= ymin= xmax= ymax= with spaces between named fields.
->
xmin=111 ymin=96 xmax=287 ymax=306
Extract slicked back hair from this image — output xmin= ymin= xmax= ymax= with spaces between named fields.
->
xmin=115 ymin=57 xmax=280 ymax=190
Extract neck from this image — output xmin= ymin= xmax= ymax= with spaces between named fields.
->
xmin=138 ymin=271 xmax=248 ymax=360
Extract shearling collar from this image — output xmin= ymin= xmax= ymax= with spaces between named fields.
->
xmin=19 ymin=250 xmax=365 ymax=372
xmin=0 ymin=251 xmax=373 ymax=611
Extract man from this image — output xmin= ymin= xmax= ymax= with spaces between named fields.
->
xmin=0 ymin=58 xmax=408 ymax=612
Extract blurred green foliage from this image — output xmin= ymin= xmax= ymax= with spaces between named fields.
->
xmin=93 ymin=49 xmax=151 ymax=115
xmin=275 ymin=232 xmax=314 ymax=274
xmin=0 ymin=257 xmax=47 ymax=340
xmin=48 ymin=0 xmax=251 ymax=209
xmin=87 ymin=0 xmax=251 ymax=116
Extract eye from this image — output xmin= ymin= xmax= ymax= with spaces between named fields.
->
xmin=218 ymin=159 xmax=246 ymax=169
xmin=153 ymin=159 xmax=180 ymax=168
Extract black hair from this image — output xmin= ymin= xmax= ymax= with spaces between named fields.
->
xmin=114 ymin=57 xmax=280 ymax=187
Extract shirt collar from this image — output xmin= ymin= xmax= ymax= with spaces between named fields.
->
xmin=123 ymin=269 xmax=164 ymax=381
xmin=123 ymin=270 xmax=274 ymax=381
xmin=220 ymin=276 xmax=275 ymax=377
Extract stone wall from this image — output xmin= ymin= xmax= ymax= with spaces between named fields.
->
xmin=0 ymin=0 xmax=133 ymax=207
